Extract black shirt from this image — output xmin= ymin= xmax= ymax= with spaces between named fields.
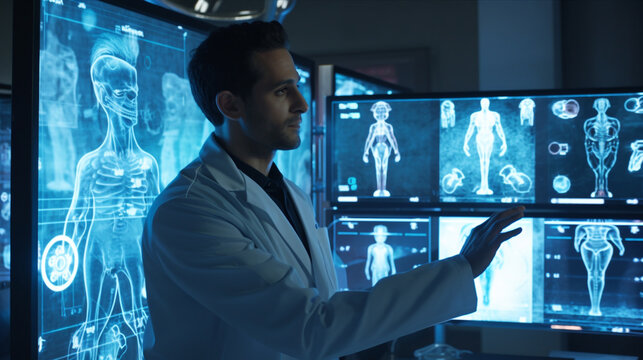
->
xmin=215 ymin=136 xmax=311 ymax=257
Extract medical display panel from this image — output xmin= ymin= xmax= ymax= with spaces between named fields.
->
xmin=543 ymin=219 xmax=643 ymax=335
xmin=37 ymin=0 xmax=209 ymax=358
xmin=334 ymin=70 xmax=401 ymax=96
xmin=0 ymin=95 xmax=9 ymax=284
xmin=543 ymin=92 xmax=643 ymax=206
xmin=332 ymin=215 xmax=430 ymax=291
xmin=329 ymin=99 xmax=438 ymax=203
xmin=439 ymin=96 xmax=536 ymax=204
xmin=274 ymin=57 xmax=313 ymax=195
xmin=438 ymin=216 xmax=540 ymax=324
xmin=328 ymin=89 xmax=643 ymax=208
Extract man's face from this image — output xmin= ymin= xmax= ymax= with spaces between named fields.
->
xmin=239 ymin=48 xmax=308 ymax=151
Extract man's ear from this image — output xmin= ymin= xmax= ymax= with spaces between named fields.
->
xmin=215 ymin=91 xmax=244 ymax=121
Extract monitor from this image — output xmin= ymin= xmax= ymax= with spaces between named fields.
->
xmin=328 ymin=98 xmax=439 ymax=203
xmin=37 ymin=0 xmax=210 ymax=358
xmin=327 ymin=89 xmax=643 ymax=209
xmin=0 ymin=94 xmax=8 ymax=283
xmin=334 ymin=66 xmax=407 ymax=96
xmin=273 ymin=54 xmax=314 ymax=195
xmin=437 ymin=215 xmax=643 ymax=335
xmin=331 ymin=214 xmax=431 ymax=291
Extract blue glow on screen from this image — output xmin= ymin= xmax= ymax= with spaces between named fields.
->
xmin=38 ymin=0 xmax=208 ymax=358
xmin=334 ymin=72 xmax=399 ymax=96
xmin=332 ymin=215 xmax=430 ymax=292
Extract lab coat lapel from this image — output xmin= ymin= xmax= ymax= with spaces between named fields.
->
xmin=285 ymin=181 xmax=338 ymax=299
xmin=244 ymin=180 xmax=313 ymax=278
xmin=199 ymin=135 xmax=313 ymax=281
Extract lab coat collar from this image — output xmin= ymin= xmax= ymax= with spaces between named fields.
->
xmin=198 ymin=133 xmax=314 ymax=280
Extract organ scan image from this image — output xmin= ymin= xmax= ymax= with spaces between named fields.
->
xmin=440 ymin=97 xmax=535 ymax=203
xmin=332 ymin=216 xmax=429 ymax=291
xmin=544 ymin=92 xmax=643 ymax=203
xmin=439 ymin=217 xmax=535 ymax=323
xmin=544 ymin=219 xmax=643 ymax=333
xmin=332 ymin=99 xmax=436 ymax=202
xmin=38 ymin=1 xmax=208 ymax=359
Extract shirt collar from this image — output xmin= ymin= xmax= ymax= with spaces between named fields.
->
xmin=213 ymin=135 xmax=284 ymax=190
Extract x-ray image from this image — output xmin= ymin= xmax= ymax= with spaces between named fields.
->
xmin=543 ymin=219 xmax=643 ymax=333
xmin=273 ymin=65 xmax=313 ymax=194
xmin=439 ymin=97 xmax=536 ymax=203
xmin=37 ymin=1 xmax=208 ymax=359
xmin=543 ymin=93 xmax=643 ymax=203
xmin=439 ymin=217 xmax=535 ymax=323
xmin=331 ymin=99 xmax=437 ymax=202
xmin=332 ymin=216 xmax=430 ymax=291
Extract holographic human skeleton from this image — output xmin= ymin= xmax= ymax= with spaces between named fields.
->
xmin=519 ymin=98 xmax=535 ymax=126
xmin=584 ymin=98 xmax=620 ymax=198
xmin=499 ymin=164 xmax=532 ymax=194
xmin=628 ymin=140 xmax=643 ymax=173
xmin=624 ymin=96 xmax=643 ymax=114
xmin=39 ymin=30 xmax=79 ymax=192
xmin=552 ymin=99 xmax=579 ymax=119
xmin=574 ymin=220 xmax=624 ymax=316
xmin=160 ymin=72 xmax=207 ymax=187
xmin=442 ymin=168 xmax=465 ymax=194
xmin=463 ymin=98 xmax=507 ymax=195
xmin=364 ymin=225 xmax=396 ymax=286
xmin=441 ymin=100 xmax=455 ymax=128
xmin=61 ymin=34 xmax=160 ymax=360
xmin=362 ymin=101 xmax=401 ymax=197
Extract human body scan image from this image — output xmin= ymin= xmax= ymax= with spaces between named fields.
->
xmin=37 ymin=1 xmax=208 ymax=359
xmin=332 ymin=216 xmax=430 ymax=291
xmin=439 ymin=97 xmax=536 ymax=204
xmin=439 ymin=217 xmax=538 ymax=324
xmin=274 ymin=64 xmax=313 ymax=195
xmin=543 ymin=92 xmax=643 ymax=204
xmin=330 ymin=99 xmax=437 ymax=202
xmin=543 ymin=219 xmax=643 ymax=334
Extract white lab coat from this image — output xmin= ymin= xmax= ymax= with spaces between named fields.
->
xmin=142 ymin=134 xmax=478 ymax=360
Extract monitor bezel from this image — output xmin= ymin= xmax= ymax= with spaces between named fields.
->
xmin=325 ymin=87 xmax=643 ymax=217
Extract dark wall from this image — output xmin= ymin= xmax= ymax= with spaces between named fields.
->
xmin=0 ymin=0 xmax=12 ymax=86
xmin=283 ymin=0 xmax=480 ymax=92
xmin=562 ymin=0 xmax=643 ymax=89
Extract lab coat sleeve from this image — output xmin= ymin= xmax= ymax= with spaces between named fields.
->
xmin=146 ymin=196 xmax=477 ymax=360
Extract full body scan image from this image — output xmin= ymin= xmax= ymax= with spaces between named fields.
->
xmin=362 ymin=101 xmax=401 ymax=197
xmin=63 ymin=34 xmax=160 ymax=360
xmin=463 ymin=98 xmax=507 ymax=195
xmin=364 ymin=225 xmax=397 ymax=286
xmin=583 ymin=98 xmax=620 ymax=198
xmin=574 ymin=220 xmax=625 ymax=316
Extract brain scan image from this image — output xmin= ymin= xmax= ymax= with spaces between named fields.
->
xmin=552 ymin=175 xmax=571 ymax=194
xmin=439 ymin=217 xmax=535 ymax=323
xmin=624 ymin=96 xmax=643 ymax=114
xmin=37 ymin=1 xmax=209 ymax=358
xmin=440 ymin=97 xmax=535 ymax=203
xmin=551 ymin=99 xmax=580 ymax=119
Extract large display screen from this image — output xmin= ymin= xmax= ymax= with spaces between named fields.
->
xmin=328 ymin=90 xmax=643 ymax=207
xmin=37 ymin=1 xmax=210 ymax=358
xmin=334 ymin=70 xmax=401 ymax=96
xmin=329 ymin=99 xmax=438 ymax=203
xmin=0 ymin=95 xmax=9 ymax=284
xmin=332 ymin=215 xmax=430 ymax=291
xmin=274 ymin=56 xmax=313 ymax=195
xmin=436 ymin=215 xmax=643 ymax=335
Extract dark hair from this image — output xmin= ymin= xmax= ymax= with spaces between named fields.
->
xmin=188 ymin=21 xmax=289 ymax=126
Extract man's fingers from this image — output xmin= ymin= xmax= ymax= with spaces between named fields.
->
xmin=497 ymin=227 xmax=522 ymax=243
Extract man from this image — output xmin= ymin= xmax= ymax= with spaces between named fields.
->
xmin=142 ymin=21 xmax=525 ymax=360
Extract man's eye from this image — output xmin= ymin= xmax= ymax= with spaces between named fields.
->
xmin=275 ymin=87 xmax=287 ymax=95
